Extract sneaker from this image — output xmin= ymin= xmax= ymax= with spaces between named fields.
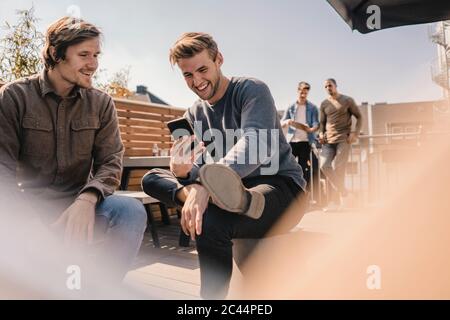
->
xmin=198 ymin=164 xmax=265 ymax=219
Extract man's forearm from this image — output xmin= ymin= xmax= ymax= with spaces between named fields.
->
xmin=79 ymin=156 xmax=123 ymax=200
xmin=175 ymin=184 xmax=204 ymax=204
xmin=319 ymin=106 xmax=326 ymax=137
xmin=77 ymin=189 xmax=100 ymax=205
xmin=319 ymin=122 xmax=326 ymax=137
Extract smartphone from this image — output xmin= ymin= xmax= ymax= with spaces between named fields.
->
xmin=167 ymin=117 xmax=195 ymax=140
xmin=167 ymin=118 xmax=197 ymax=153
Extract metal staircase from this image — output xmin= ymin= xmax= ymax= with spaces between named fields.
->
xmin=429 ymin=21 xmax=450 ymax=94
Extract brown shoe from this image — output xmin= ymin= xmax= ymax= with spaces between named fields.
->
xmin=199 ymin=164 xmax=265 ymax=219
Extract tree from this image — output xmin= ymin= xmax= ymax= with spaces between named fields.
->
xmin=0 ymin=7 xmax=44 ymax=82
xmin=0 ymin=6 xmax=133 ymax=98
xmin=94 ymin=66 xmax=133 ymax=98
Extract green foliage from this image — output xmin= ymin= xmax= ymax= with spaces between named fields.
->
xmin=0 ymin=7 xmax=132 ymax=97
xmin=0 ymin=7 xmax=44 ymax=82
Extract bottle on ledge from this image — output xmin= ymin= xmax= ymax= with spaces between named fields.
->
xmin=152 ymin=143 xmax=159 ymax=156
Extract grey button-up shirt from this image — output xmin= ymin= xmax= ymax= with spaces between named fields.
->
xmin=0 ymin=71 xmax=124 ymax=202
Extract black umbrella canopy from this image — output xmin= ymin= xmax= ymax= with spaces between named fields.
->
xmin=327 ymin=0 xmax=450 ymax=33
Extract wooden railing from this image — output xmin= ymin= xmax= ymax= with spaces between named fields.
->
xmin=114 ymin=98 xmax=185 ymax=157
xmin=114 ymin=98 xmax=186 ymax=191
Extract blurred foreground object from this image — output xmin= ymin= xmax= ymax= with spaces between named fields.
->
xmin=237 ymin=134 xmax=450 ymax=299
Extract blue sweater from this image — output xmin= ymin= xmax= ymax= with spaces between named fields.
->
xmin=182 ymin=77 xmax=306 ymax=190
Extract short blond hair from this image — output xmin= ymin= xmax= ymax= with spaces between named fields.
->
xmin=169 ymin=32 xmax=218 ymax=65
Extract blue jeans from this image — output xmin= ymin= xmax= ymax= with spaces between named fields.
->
xmin=94 ymin=195 xmax=147 ymax=279
xmin=0 ymin=192 xmax=147 ymax=296
xmin=319 ymin=142 xmax=350 ymax=199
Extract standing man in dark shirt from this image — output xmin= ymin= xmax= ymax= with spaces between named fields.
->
xmin=0 ymin=17 xmax=146 ymax=283
xmin=142 ymin=32 xmax=306 ymax=299
xmin=319 ymin=78 xmax=362 ymax=211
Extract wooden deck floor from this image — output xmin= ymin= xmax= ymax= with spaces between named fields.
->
xmin=124 ymin=221 xmax=202 ymax=299
xmin=123 ymin=209 xmax=365 ymax=299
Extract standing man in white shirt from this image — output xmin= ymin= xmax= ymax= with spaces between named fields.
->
xmin=281 ymin=81 xmax=319 ymax=196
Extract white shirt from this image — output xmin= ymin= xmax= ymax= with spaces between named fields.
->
xmin=291 ymin=103 xmax=308 ymax=142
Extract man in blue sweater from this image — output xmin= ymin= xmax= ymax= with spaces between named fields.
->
xmin=142 ymin=32 xmax=306 ymax=299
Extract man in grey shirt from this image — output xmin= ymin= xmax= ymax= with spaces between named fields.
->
xmin=142 ymin=32 xmax=306 ymax=299
xmin=319 ymin=78 xmax=362 ymax=210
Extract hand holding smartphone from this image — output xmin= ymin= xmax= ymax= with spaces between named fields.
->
xmin=166 ymin=118 xmax=205 ymax=178
xmin=167 ymin=118 xmax=195 ymax=140
xmin=167 ymin=117 xmax=196 ymax=154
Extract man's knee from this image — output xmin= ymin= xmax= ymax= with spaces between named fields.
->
xmin=99 ymin=195 xmax=147 ymax=230
xmin=196 ymin=208 xmax=231 ymax=247
xmin=141 ymin=168 xmax=171 ymax=193
xmin=142 ymin=168 xmax=170 ymax=185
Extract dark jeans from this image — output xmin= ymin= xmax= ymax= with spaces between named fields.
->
xmin=290 ymin=142 xmax=319 ymax=201
xmin=142 ymin=168 xmax=304 ymax=299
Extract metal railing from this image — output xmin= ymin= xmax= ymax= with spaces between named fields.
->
xmin=308 ymin=131 xmax=450 ymax=209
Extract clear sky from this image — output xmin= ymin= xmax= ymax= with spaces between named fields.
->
xmin=0 ymin=0 xmax=444 ymax=109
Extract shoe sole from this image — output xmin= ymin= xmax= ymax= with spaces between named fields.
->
xmin=199 ymin=164 xmax=265 ymax=219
